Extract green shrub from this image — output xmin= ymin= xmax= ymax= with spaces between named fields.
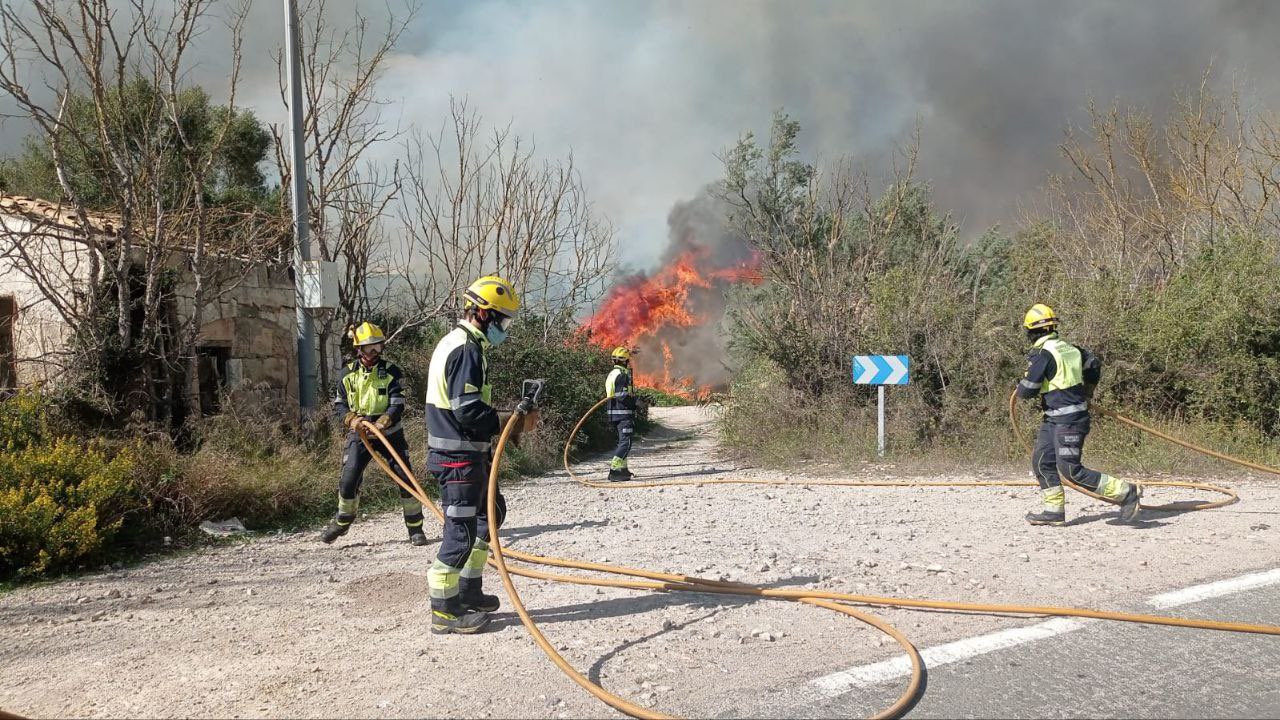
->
xmin=0 ymin=439 xmax=140 ymax=579
xmin=0 ymin=391 xmax=46 ymax=451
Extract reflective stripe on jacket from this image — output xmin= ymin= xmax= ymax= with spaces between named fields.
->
xmin=333 ymin=359 xmax=407 ymax=427
xmin=425 ymin=321 xmax=499 ymax=458
xmin=605 ymin=365 xmax=635 ymax=421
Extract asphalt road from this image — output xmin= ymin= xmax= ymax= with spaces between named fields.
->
xmin=798 ymin=580 xmax=1280 ymax=719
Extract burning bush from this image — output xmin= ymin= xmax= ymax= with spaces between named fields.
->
xmin=579 ymin=194 xmax=761 ymax=400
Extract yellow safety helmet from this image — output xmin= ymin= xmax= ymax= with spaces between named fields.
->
xmin=611 ymin=347 xmax=632 ymax=362
xmin=1023 ymin=303 xmax=1058 ymax=331
xmin=350 ymin=321 xmax=386 ymax=347
xmin=464 ymin=275 xmax=520 ymax=318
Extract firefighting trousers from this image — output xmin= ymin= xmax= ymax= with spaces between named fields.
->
xmin=335 ymin=429 xmax=423 ymax=529
xmin=1031 ymin=418 xmax=1131 ymax=510
xmin=610 ymin=419 xmax=634 ymax=470
xmin=426 ymin=452 xmax=507 ymax=612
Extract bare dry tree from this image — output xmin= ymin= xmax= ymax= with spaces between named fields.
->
xmin=1039 ymin=67 xmax=1280 ymax=286
xmin=394 ymin=97 xmax=615 ymax=341
xmin=0 ymin=0 xmax=273 ymax=421
xmin=271 ymin=0 xmax=413 ymax=391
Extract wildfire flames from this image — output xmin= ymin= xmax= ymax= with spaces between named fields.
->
xmin=580 ymin=247 xmax=762 ymax=399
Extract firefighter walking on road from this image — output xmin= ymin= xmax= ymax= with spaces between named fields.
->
xmin=321 ymin=322 xmax=426 ymax=545
xmin=605 ymin=347 xmax=636 ymax=481
xmin=1016 ymin=304 xmax=1142 ymax=526
xmin=424 ymin=275 xmax=531 ymax=635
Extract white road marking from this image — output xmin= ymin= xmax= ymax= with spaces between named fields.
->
xmin=812 ymin=617 xmax=1086 ymax=697
xmin=811 ymin=566 xmax=1280 ymax=697
xmin=1147 ymin=566 xmax=1280 ymax=609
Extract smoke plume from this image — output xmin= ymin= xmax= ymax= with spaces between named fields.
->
xmin=4 ymin=1 xmax=1279 ymax=267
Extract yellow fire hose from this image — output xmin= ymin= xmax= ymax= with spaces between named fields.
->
xmin=1005 ymin=391 xmax=1264 ymax=511
xmin=355 ymin=395 xmax=1280 ymax=720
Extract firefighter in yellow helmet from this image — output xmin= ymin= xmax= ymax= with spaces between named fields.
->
xmin=321 ymin=322 xmax=426 ymax=545
xmin=423 ymin=275 xmax=532 ymax=634
xmin=1015 ymin=304 xmax=1142 ymax=525
xmin=605 ymin=347 xmax=636 ymax=481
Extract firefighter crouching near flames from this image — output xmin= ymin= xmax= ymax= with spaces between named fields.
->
xmin=605 ymin=347 xmax=636 ymax=481
xmin=1016 ymin=303 xmax=1142 ymax=526
xmin=321 ymin=322 xmax=427 ymax=545
xmin=424 ymin=275 xmax=535 ymax=635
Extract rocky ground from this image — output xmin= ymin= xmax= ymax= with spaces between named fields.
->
xmin=3 ymin=406 xmax=1278 ymax=718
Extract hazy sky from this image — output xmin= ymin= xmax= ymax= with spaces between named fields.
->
xmin=3 ymin=0 xmax=1279 ymax=270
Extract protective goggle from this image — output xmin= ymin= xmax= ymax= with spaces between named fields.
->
xmin=360 ymin=342 xmax=384 ymax=354
xmin=493 ymin=314 xmax=514 ymax=332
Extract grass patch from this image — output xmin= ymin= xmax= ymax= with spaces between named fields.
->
xmin=636 ymin=386 xmax=693 ymax=407
xmin=721 ymin=360 xmax=1280 ymax=479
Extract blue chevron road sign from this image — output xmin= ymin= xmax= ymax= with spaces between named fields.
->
xmin=852 ymin=355 xmax=910 ymax=385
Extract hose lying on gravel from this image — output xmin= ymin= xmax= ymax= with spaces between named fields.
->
xmin=353 ymin=396 xmax=1280 ymax=720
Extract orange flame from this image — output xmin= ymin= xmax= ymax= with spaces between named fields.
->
xmin=580 ymin=248 xmax=761 ymax=399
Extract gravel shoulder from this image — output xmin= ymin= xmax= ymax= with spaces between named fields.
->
xmin=3 ymin=406 xmax=1278 ymax=719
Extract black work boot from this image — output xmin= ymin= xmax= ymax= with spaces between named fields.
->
xmin=1025 ymin=508 xmax=1066 ymax=526
xmin=460 ymin=579 xmax=500 ymax=613
xmin=320 ymin=517 xmax=352 ymax=543
xmin=607 ymin=468 xmax=633 ymax=482
xmin=1118 ymin=484 xmax=1143 ymax=523
xmin=407 ymin=526 xmax=428 ymax=546
xmin=430 ymin=598 xmax=490 ymax=635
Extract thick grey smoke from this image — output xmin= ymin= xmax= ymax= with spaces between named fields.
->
xmin=4 ymin=0 xmax=1279 ymax=268
xmin=369 ymin=0 xmax=1280 ymax=264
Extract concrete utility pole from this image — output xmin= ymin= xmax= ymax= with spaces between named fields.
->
xmin=284 ymin=0 xmax=316 ymax=410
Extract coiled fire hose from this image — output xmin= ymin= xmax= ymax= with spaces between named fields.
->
xmin=355 ymin=396 xmax=1280 ymax=720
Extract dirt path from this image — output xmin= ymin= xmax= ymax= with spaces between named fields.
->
xmin=3 ymin=406 xmax=1279 ymax=718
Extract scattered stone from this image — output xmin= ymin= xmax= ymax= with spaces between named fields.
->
xmin=245 ymin=588 xmax=255 ymax=597
xmin=1017 ymin=554 xmax=1030 ymax=562
xmin=75 ymin=596 xmax=90 ymax=605
xmin=91 ymin=611 xmax=107 ymax=621
xmin=926 ymin=564 xmax=945 ymax=573
xmin=105 ymin=589 xmax=121 ymax=600
xmin=1251 ymin=523 xmax=1270 ymax=531
xmin=661 ymin=619 xmax=675 ymax=631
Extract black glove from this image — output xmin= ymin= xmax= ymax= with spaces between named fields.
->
xmin=517 ymin=397 xmax=535 ymax=414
